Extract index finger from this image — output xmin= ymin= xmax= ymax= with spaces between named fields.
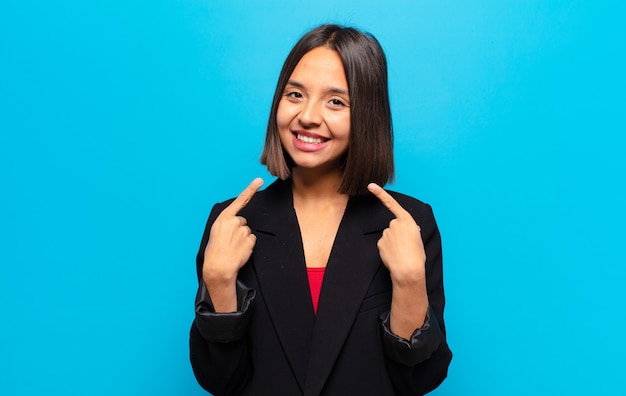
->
xmin=222 ymin=177 xmax=264 ymax=216
xmin=367 ymin=182 xmax=410 ymax=219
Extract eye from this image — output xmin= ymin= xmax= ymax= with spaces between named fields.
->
xmin=329 ymin=98 xmax=348 ymax=107
xmin=285 ymin=91 xmax=303 ymax=99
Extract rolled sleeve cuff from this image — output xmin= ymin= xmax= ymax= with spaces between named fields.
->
xmin=380 ymin=306 xmax=443 ymax=366
xmin=194 ymin=280 xmax=256 ymax=343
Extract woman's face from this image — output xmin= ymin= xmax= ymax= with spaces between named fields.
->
xmin=277 ymin=46 xmax=351 ymax=174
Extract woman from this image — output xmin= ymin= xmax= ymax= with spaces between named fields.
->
xmin=190 ymin=24 xmax=452 ymax=395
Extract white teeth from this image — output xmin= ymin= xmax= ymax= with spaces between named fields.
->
xmin=297 ymin=134 xmax=325 ymax=144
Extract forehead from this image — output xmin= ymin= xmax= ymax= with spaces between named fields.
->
xmin=289 ymin=47 xmax=347 ymax=86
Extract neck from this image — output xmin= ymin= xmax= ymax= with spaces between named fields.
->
xmin=291 ymin=167 xmax=347 ymax=204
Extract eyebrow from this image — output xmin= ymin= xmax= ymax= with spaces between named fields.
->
xmin=286 ymin=80 xmax=349 ymax=96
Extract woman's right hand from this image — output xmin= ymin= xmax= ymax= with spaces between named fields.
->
xmin=202 ymin=178 xmax=263 ymax=312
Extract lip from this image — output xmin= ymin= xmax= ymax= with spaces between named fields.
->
xmin=291 ymin=130 xmax=330 ymax=152
xmin=293 ymin=129 xmax=328 ymax=139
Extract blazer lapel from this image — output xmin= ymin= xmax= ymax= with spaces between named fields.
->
xmin=303 ymin=194 xmax=394 ymax=396
xmin=243 ymin=180 xmax=316 ymax=392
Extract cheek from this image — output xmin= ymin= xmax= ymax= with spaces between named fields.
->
xmin=276 ymin=106 xmax=291 ymax=147
xmin=276 ymin=101 xmax=292 ymax=130
xmin=329 ymin=114 xmax=351 ymax=140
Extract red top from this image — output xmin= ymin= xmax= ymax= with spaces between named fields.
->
xmin=306 ymin=267 xmax=326 ymax=314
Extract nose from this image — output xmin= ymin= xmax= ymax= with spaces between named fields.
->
xmin=298 ymin=100 xmax=322 ymax=127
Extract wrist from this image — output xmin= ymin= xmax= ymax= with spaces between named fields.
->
xmin=203 ymin=266 xmax=238 ymax=313
xmin=390 ymin=270 xmax=425 ymax=289
xmin=203 ymin=273 xmax=237 ymax=290
xmin=202 ymin=259 xmax=238 ymax=288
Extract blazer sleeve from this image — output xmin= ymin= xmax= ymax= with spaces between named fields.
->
xmin=381 ymin=202 xmax=453 ymax=395
xmin=189 ymin=202 xmax=255 ymax=396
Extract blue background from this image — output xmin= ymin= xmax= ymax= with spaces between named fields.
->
xmin=1 ymin=1 xmax=625 ymax=395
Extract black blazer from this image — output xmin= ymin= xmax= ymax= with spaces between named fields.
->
xmin=190 ymin=179 xmax=452 ymax=396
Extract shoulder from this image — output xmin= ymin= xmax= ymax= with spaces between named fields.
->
xmin=346 ymin=188 xmax=438 ymax=234
xmin=207 ymin=179 xmax=291 ymax=228
xmin=212 ymin=178 xmax=289 ymax=211
xmin=386 ymin=190 xmax=430 ymax=211
xmin=383 ymin=189 xmax=435 ymax=220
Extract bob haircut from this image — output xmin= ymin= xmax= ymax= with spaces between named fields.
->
xmin=260 ymin=24 xmax=394 ymax=195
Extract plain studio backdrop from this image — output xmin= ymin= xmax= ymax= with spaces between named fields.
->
xmin=1 ymin=1 xmax=624 ymax=395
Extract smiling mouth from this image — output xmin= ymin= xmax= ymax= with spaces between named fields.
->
xmin=295 ymin=133 xmax=329 ymax=144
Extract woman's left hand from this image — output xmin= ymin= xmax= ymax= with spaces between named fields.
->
xmin=368 ymin=183 xmax=429 ymax=338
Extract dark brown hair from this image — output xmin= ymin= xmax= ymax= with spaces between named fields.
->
xmin=260 ymin=24 xmax=394 ymax=195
